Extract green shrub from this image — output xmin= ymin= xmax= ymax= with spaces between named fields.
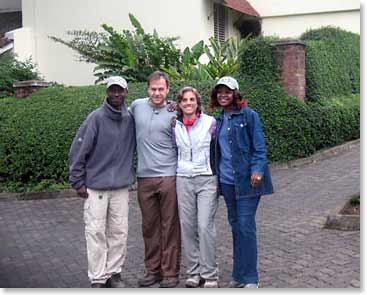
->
xmin=0 ymin=86 xmax=104 ymax=189
xmin=308 ymin=95 xmax=360 ymax=149
xmin=0 ymin=81 xmax=214 ymax=190
xmin=0 ymin=33 xmax=360 ymax=191
xmin=0 ymin=81 xmax=359 ymax=191
xmin=236 ymin=35 xmax=359 ymax=162
xmin=245 ymin=85 xmax=318 ymax=162
xmin=350 ymin=195 xmax=360 ymax=206
xmin=301 ymin=25 xmax=359 ymax=42
xmin=237 ymin=36 xmax=316 ymax=161
xmin=238 ymin=36 xmax=280 ymax=86
xmin=0 ymin=52 xmax=41 ymax=98
xmin=301 ymin=26 xmax=360 ymax=100
xmin=51 ymin=15 xmax=251 ymax=83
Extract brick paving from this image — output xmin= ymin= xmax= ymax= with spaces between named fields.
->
xmin=0 ymin=142 xmax=360 ymax=288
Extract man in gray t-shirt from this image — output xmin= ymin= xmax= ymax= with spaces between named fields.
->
xmin=129 ymin=71 xmax=180 ymax=288
xmin=130 ymin=98 xmax=177 ymax=177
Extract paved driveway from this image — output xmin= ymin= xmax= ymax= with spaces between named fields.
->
xmin=0 ymin=143 xmax=359 ymax=288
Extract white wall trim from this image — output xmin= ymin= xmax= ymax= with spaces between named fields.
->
xmin=261 ymin=8 xmax=360 ymax=19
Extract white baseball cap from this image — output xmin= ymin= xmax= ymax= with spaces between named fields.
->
xmin=216 ymin=76 xmax=239 ymax=90
xmin=106 ymin=76 xmax=128 ymax=89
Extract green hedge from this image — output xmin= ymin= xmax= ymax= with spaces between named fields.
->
xmin=0 ymin=34 xmax=360 ymax=191
xmin=236 ymin=35 xmax=359 ymax=161
xmin=237 ymin=37 xmax=318 ymax=161
xmin=0 ymin=82 xmax=359 ymax=191
xmin=238 ymin=36 xmax=280 ymax=86
xmin=0 ymin=82 xmax=213 ymax=191
xmin=301 ymin=27 xmax=360 ymax=101
xmin=0 ymin=86 xmax=104 ymax=190
xmin=308 ymin=95 xmax=360 ymax=149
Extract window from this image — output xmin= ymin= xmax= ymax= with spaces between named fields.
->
xmin=213 ymin=3 xmax=226 ymax=43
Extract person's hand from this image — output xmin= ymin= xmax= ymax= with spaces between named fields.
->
xmin=251 ymin=172 xmax=262 ymax=187
xmin=170 ymin=116 xmax=177 ymax=128
xmin=76 ymin=185 xmax=88 ymax=199
xmin=167 ymin=101 xmax=177 ymax=112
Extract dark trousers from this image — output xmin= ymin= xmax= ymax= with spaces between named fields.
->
xmin=137 ymin=176 xmax=181 ymax=278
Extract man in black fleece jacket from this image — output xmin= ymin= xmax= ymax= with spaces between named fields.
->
xmin=69 ymin=76 xmax=135 ymax=288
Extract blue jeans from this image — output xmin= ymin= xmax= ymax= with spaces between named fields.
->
xmin=220 ymin=183 xmax=260 ymax=284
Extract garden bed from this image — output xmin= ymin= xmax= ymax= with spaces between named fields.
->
xmin=324 ymin=194 xmax=360 ymax=231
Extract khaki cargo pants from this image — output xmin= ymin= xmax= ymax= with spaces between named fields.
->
xmin=84 ymin=187 xmax=129 ymax=284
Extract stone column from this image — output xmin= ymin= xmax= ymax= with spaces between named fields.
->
xmin=272 ymin=40 xmax=306 ymax=102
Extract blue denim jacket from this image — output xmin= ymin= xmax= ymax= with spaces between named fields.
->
xmin=215 ymin=107 xmax=274 ymax=199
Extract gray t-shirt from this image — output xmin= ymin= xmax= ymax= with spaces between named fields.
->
xmin=129 ymin=98 xmax=177 ymax=177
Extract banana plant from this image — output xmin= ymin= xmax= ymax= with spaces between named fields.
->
xmin=204 ymin=35 xmax=251 ymax=79
xmin=50 ymin=14 xmax=181 ymax=83
xmin=161 ymin=40 xmax=211 ymax=80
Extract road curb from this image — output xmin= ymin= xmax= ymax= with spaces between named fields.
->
xmin=0 ymin=189 xmax=77 ymax=201
xmin=269 ymin=139 xmax=360 ymax=171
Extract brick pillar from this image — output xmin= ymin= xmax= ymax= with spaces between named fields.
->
xmin=272 ymin=40 xmax=306 ymax=102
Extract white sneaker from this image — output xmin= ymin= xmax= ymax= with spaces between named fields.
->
xmin=185 ymin=275 xmax=201 ymax=288
xmin=204 ymin=279 xmax=219 ymax=288
xmin=245 ymin=283 xmax=259 ymax=288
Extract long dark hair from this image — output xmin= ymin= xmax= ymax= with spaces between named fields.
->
xmin=176 ymin=86 xmax=202 ymax=119
xmin=206 ymin=85 xmax=247 ymax=112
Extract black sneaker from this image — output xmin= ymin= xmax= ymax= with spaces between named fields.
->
xmin=106 ymin=273 xmax=126 ymax=288
xmin=159 ymin=277 xmax=179 ymax=288
xmin=91 ymin=283 xmax=105 ymax=288
xmin=228 ymin=280 xmax=245 ymax=288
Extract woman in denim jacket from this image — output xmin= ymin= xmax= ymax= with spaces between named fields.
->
xmin=207 ymin=77 xmax=274 ymax=288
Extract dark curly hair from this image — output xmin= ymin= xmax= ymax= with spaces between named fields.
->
xmin=176 ymin=86 xmax=202 ymax=119
xmin=206 ymin=85 xmax=247 ymax=112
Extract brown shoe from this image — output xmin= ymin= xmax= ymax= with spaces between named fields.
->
xmin=159 ymin=277 xmax=179 ymax=288
xmin=138 ymin=273 xmax=162 ymax=287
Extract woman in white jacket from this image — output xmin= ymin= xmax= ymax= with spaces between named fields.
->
xmin=173 ymin=86 xmax=219 ymax=288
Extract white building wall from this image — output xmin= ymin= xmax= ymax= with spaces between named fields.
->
xmin=202 ymin=0 xmax=216 ymax=43
xmin=250 ymin=0 xmax=360 ymax=37
xmin=5 ymin=27 xmax=34 ymax=61
xmin=249 ymin=0 xmax=359 ymax=17
xmin=16 ymin=0 xmax=360 ymax=85
xmin=19 ymin=0 xmax=216 ymax=85
xmin=261 ymin=10 xmax=360 ymax=38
